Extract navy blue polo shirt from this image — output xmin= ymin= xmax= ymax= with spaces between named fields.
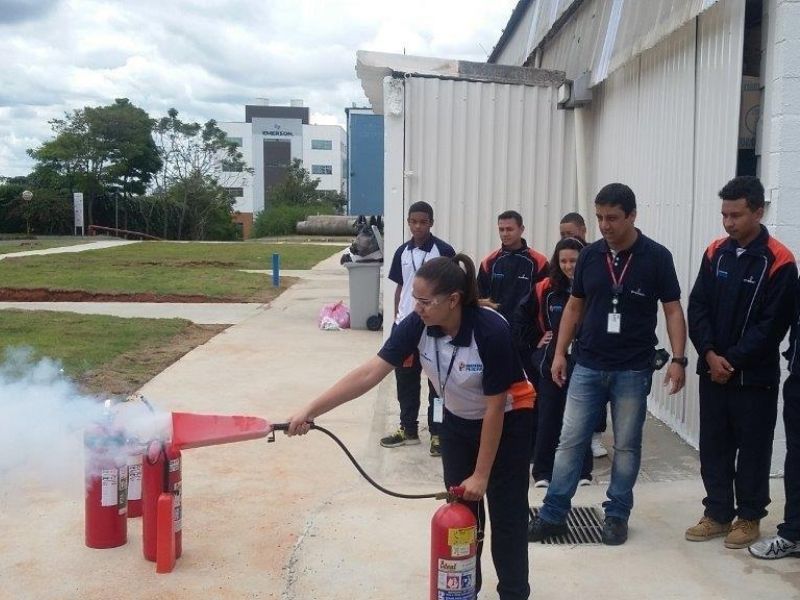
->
xmin=572 ymin=230 xmax=681 ymax=371
xmin=378 ymin=306 xmax=535 ymax=419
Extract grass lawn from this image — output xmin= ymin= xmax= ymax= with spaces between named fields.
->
xmin=0 ymin=241 xmax=343 ymax=302
xmin=0 ymin=236 xmax=111 ymax=255
xmin=0 ymin=309 xmax=224 ymax=395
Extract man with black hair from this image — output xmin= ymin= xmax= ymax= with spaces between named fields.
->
xmin=687 ymin=176 xmax=797 ymax=550
xmin=529 ymin=183 xmax=687 ymax=546
xmin=559 ymin=212 xmax=587 ymax=240
xmin=478 ymin=210 xmax=549 ymax=320
xmin=381 ymin=201 xmax=455 ymax=456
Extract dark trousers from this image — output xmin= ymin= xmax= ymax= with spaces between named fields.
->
xmin=441 ymin=408 xmax=532 ymax=600
xmin=533 ymin=371 xmax=592 ymax=482
xmin=595 ymin=404 xmax=608 ymax=433
xmin=779 ymin=374 xmax=800 ymax=542
xmin=699 ymin=376 xmax=778 ymax=522
xmin=395 ymin=350 xmax=439 ymax=436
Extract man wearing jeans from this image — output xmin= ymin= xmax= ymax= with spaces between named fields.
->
xmin=529 ymin=183 xmax=688 ymax=545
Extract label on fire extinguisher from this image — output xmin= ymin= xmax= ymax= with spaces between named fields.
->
xmin=447 ymin=526 xmax=476 ymax=546
xmin=127 ymin=460 xmax=142 ymax=501
xmin=118 ymin=464 xmax=128 ymax=515
xmin=101 ymin=468 xmax=118 ymax=507
xmin=173 ymin=480 xmax=182 ymax=532
xmin=437 ymin=556 xmax=476 ymax=599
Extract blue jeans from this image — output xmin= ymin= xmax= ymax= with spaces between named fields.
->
xmin=539 ymin=364 xmax=653 ymax=523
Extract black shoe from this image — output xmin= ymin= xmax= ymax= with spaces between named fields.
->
xmin=602 ymin=516 xmax=628 ymax=545
xmin=528 ymin=516 xmax=568 ymax=542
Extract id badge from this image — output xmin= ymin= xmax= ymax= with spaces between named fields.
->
xmin=607 ymin=312 xmax=621 ymax=334
xmin=433 ymin=397 xmax=444 ymax=423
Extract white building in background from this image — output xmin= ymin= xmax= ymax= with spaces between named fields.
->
xmin=356 ymin=0 xmax=800 ymax=472
xmin=218 ymin=100 xmax=346 ymax=238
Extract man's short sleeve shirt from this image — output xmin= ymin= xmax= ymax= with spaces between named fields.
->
xmin=572 ymin=231 xmax=681 ymax=371
xmin=389 ymin=235 xmax=456 ymax=324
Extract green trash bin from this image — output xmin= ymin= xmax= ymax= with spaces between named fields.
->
xmin=343 ymin=261 xmax=382 ymax=330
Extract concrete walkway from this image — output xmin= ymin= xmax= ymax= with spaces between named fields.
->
xmin=0 ymin=239 xmax=138 ymax=260
xmin=2 ymin=251 xmax=798 ymax=599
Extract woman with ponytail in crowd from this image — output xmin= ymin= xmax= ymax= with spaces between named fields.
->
xmin=288 ymin=253 xmax=535 ymax=600
xmin=513 ymin=237 xmax=593 ymax=490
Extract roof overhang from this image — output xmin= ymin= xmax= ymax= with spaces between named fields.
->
xmin=356 ymin=50 xmax=565 ymax=114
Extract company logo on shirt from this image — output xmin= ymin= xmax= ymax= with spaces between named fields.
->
xmin=630 ymin=287 xmax=646 ymax=297
xmin=743 ymin=276 xmax=757 ymax=285
xmin=458 ymin=361 xmax=483 ymax=373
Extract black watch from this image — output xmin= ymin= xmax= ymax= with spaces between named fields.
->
xmin=671 ymin=357 xmax=688 ymax=367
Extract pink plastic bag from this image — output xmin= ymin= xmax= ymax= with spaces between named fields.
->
xmin=318 ymin=301 xmax=350 ymax=330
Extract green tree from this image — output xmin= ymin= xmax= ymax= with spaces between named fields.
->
xmin=150 ymin=108 xmax=248 ymax=240
xmin=27 ymin=98 xmax=161 ymax=228
xmin=267 ymin=158 xmax=346 ymax=210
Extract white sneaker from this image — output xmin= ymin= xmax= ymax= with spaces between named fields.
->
xmin=533 ymin=479 xmax=550 ymax=489
xmin=749 ymin=535 xmax=800 ymax=560
xmin=591 ymin=433 xmax=608 ymax=458
xmin=578 ymin=478 xmax=592 ymax=487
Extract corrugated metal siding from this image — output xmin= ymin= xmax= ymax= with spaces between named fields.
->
xmin=573 ymin=0 xmax=744 ymax=446
xmin=402 ymin=76 xmax=574 ymax=263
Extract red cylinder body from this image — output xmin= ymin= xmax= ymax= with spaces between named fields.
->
xmin=84 ymin=429 xmax=128 ymax=549
xmin=430 ymin=500 xmax=478 ymax=600
xmin=142 ymin=442 xmax=182 ymax=561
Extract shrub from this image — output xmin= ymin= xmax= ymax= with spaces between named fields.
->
xmin=252 ymin=202 xmax=336 ymax=237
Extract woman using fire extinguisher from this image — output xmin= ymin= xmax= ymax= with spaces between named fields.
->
xmin=288 ymin=254 xmax=535 ymax=600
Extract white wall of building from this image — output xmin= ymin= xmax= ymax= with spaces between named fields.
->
xmin=302 ymin=124 xmax=346 ymax=193
xmin=218 ymin=121 xmax=254 ymax=214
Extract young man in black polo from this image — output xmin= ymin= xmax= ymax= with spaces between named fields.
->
xmin=529 ymin=183 xmax=688 ymax=545
xmin=686 ymin=176 xmax=797 ymax=550
xmin=750 ymin=275 xmax=800 ymax=560
xmin=478 ymin=210 xmax=548 ymax=321
xmin=381 ymin=201 xmax=455 ymax=456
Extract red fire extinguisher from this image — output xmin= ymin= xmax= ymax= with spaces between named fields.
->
xmin=142 ymin=441 xmax=182 ymax=563
xmin=430 ymin=487 xmax=478 ymax=600
xmin=84 ymin=425 xmax=128 ymax=549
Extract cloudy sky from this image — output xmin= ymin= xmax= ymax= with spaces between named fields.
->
xmin=0 ymin=0 xmax=518 ymax=176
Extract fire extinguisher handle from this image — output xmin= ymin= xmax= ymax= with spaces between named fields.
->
xmin=449 ymin=485 xmax=466 ymax=499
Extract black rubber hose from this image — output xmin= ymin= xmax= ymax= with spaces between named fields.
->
xmin=271 ymin=422 xmax=445 ymax=500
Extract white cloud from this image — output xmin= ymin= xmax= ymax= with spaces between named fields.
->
xmin=0 ymin=0 xmax=519 ymax=176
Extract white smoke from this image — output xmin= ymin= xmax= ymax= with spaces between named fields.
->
xmin=0 ymin=348 xmax=171 ymax=494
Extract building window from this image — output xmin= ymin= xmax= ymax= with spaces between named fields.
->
xmin=311 ymin=139 xmax=333 ymax=150
xmin=221 ymin=160 xmax=243 ymax=172
xmin=223 ymin=187 xmax=244 ymax=198
xmin=226 ymin=137 xmax=243 ymax=147
xmin=311 ymin=165 xmax=333 ymax=175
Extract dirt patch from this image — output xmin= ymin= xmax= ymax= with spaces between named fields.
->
xmin=78 ymin=323 xmax=227 ymax=395
xmin=0 ymin=288 xmax=229 ymax=303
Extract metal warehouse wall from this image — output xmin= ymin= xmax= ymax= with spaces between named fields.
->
xmin=573 ymin=0 xmax=745 ymax=446
xmin=401 ymin=76 xmax=576 ymax=264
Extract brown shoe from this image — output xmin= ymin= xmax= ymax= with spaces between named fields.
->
xmin=724 ymin=518 xmax=760 ymax=549
xmin=685 ymin=516 xmax=731 ymax=541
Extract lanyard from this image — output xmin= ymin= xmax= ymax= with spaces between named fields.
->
xmin=605 ymin=252 xmax=633 ymax=295
xmin=410 ymin=247 xmax=429 ymax=272
xmin=434 ymin=339 xmax=459 ymax=403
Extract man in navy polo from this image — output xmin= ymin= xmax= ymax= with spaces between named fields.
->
xmin=381 ymin=201 xmax=455 ymax=456
xmin=686 ymin=176 xmax=796 ymax=550
xmin=478 ymin=210 xmax=549 ymax=321
xmin=529 ymin=183 xmax=688 ymax=545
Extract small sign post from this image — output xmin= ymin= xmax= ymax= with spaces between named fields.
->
xmin=73 ymin=192 xmax=84 ymax=236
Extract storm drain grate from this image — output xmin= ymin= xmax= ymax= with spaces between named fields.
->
xmin=529 ymin=506 xmax=604 ymax=545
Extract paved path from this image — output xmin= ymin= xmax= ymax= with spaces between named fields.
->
xmin=0 ymin=239 xmax=138 ymax=260
xmin=1 ymin=249 xmax=798 ymax=599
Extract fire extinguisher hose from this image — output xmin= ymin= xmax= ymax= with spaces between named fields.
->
xmin=271 ymin=423 xmax=448 ymax=500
